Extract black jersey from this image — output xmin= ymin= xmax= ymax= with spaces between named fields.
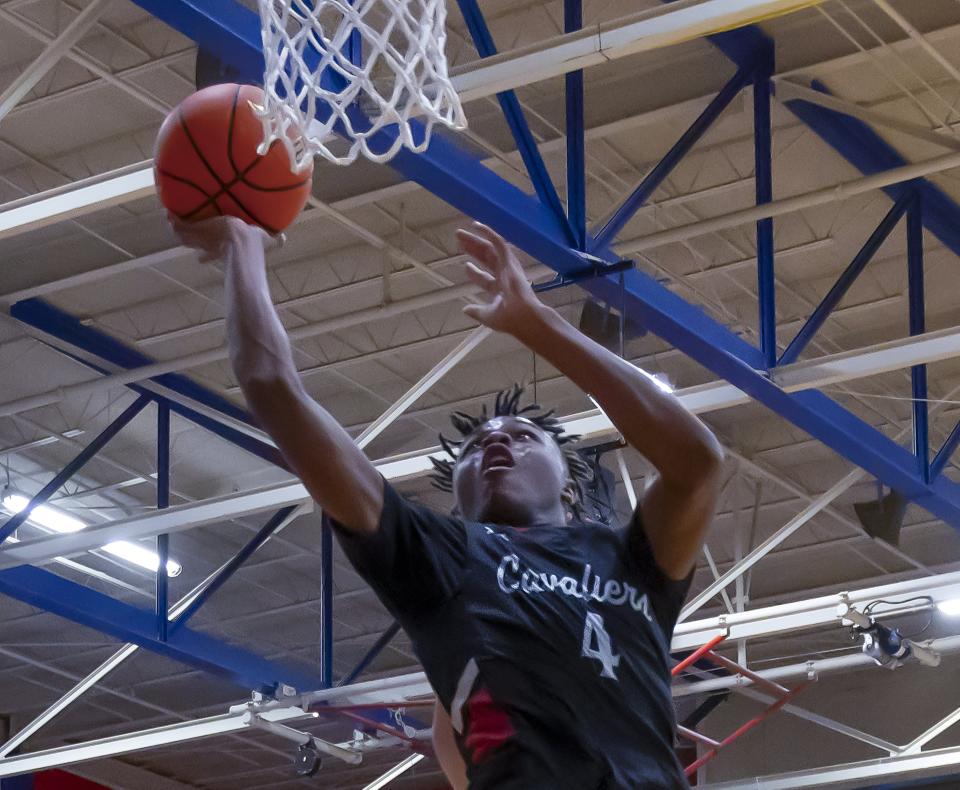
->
xmin=333 ymin=481 xmax=692 ymax=789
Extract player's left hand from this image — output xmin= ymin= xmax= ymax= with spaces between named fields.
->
xmin=457 ymin=223 xmax=543 ymax=337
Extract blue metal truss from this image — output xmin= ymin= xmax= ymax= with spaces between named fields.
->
xmin=0 ymin=564 xmax=325 ymax=693
xmin=0 ymin=394 xmax=151 ymax=545
xmin=907 ymin=196 xmax=929 ymax=484
xmin=778 ymin=190 xmax=915 ymax=366
xmin=57 ymin=3 xmax=960 ymax=524
xmin=753 ymin=44 xmax=776 ymax=370
xmin=10 ymin=299 xmax=253 ymax=427
xmin=564 ymin=0 xmax=586 ymax=250
xmin=784 ymin=80 xmax=960 ymax=258
xmin=11 ymin=298 xmax=289 ymax=471
xmin=593 ymin=62 xmax=757 ymax=250
xmin=10 ymin=0 xmax=960 ymax=713
xmin=7 ymin=306 xmax=418 ymax=708
xmin=0 ymin=385 xmax=326 ymax=690
xmin=456 ymin=0 xmax=574 ymax=244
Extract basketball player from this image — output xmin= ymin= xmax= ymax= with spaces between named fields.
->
xmin=171 ymin=215 xmax=723 ymax=789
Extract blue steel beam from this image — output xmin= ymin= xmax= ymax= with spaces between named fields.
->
xmin=656 ymin=3 xmax=960 ymax=259
xmin=564 ymin=0 xmax=586 ymax=250
xmin=783 ymin=81 xmax=960 ymax=259
xmin=129 ymin=1 xmax=960 ymax=528
xmin=455 ymin=0 xmax=574 ymax=243
xmin=320 ymin=522 xmax=334 ymax=688
xmin=583 ymin=267 xmax=960 ymax=522
xmin=157 ymin=401 xmax=170 ymax=642
xmin=907 ymin=197 xmax=930 ymax=483
xmin=778 ymin=190 xmax=913 ymax=366
xmin=12 ymin=302 xmax=290 ymax=470
xmin=753 ymin=48 xmax=776 ymax=369
xmin=11 ymin=299 xmax=253 ymax=428
xmin=0 ymin=564 xmax=325 ymax=693
xmin=593 ymin=64 xmax=755 ymax=250
xmin=0 ymin=394 xmax=151 ymax=545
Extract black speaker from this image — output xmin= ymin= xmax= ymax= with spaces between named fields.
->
xmin=854 ymin=489 xmax=907 ymax=546
xmin=579 ymin=300 xmax=645 ymax=353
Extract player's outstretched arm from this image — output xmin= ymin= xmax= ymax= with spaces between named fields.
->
xmin=456 ymin=223 xmax=723 ymax=580
xmin=170 ymin=216 xmax=383 ymax=535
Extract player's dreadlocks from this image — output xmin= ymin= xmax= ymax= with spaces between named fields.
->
xmin=429 ymin=384 xmax=593 ymax=518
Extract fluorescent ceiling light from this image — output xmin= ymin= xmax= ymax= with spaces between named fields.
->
xmin=937 ymin=599 xmax=960 ymax=616
xmin=101 ymin=540 xmax=181 ymax=576
xmin=2 ymin=493 xmax=181 ymax=577
xmin=2 ymin=493 xmax=85 ymax=533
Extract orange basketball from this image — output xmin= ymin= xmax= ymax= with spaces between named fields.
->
xmin=154 ymin=83 xmax=313 ymax=234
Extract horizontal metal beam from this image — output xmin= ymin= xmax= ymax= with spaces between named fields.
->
xmin=620 ymin=146 xmax=960 ymax=253
xmin=0 ymin=483 xmax=313 ymax=569
xmin=450 ymin=0 xmax=822 ymax=103
xmin=784 ymin=80 xmax=960 ymax=262
xmin=774 ymin=79 xmax=960 ymax=151
xmin=0 ymin=672 xmax=433 ymax=778
xmin=0 ymin=162 xmax=154 ymax=241
xmin=704 ymin=744 xmax=960 ymax=789
xmin=673 ymin=568 xmax=960 ymax=652
xmin=6 ymin=324 xmax=960 ymax=569
xmin=0 ymin=707 xmax=310 ymax=778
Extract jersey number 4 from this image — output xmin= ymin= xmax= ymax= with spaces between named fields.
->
xmin=581 ymin=612 xmax=621 ymax=680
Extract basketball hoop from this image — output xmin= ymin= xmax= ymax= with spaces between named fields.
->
xmin=256 ymin=0 xmax=467 ymax=169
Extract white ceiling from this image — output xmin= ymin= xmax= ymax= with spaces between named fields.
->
xmin=3 ymin=0 xmax=960 ymax=787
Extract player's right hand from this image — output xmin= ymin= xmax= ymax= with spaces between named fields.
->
xmin=167 ymin=213 xmax=281 ymax=264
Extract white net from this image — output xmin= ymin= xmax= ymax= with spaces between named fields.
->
xmin=257 ymin=0 xmax=467 ymax=168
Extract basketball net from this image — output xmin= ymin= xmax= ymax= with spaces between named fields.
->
xmin=256 ymin=0 xmax=467 ymax=169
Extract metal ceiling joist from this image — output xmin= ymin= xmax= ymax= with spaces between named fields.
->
xmin=784 ymin=81 xmax=960 ymax=259
xmin=0 ymin=161 xmax=155 ymax=240
xmin=0 ymin=671 xmax=434 ymax=779
xmin=5 ymin=568 xmax=960 ymax=779
xmin=0 ymin=0 xmax=113 ymax=125
xmin=449 ymin=0 xmax=823 ymax=102
xmin=673 ymin=568 xmax=960 ymax=652
xmin=7 ymin=319 xmax=960 ymax=571
xmin=85 ymin=0 xmax=960 ymax=533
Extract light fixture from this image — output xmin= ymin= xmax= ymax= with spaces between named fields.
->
xmin=102 ymin=540 xmax=181 ymax=576
xmin=2 ymin=493 xmax=181 ymax=577
xmin=938 ymin=599 xmax=960 ymax=616
xmin=2 ymin=493 xmax=85 ymax=533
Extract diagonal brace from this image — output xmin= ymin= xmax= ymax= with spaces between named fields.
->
xmin=0 ymin=393 xmax=151 ymax=545
xmin=594 ymin=63 xmax=756 ymax=249
xmin=456 ymin=0 xmax=575 ymax=244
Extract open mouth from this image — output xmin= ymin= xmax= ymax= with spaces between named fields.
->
xmin=481 ymin=445 xmax=515 ymax=472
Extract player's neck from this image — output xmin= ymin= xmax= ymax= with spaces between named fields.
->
xmin=482 ymin=501 xmax=568 ymax=529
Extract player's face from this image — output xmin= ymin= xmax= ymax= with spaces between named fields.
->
xmin=452 ymin=416 xmax=571 ymax=526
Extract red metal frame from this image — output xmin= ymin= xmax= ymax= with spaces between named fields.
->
xmin=673 ymin=641 xmax=809 ymax=778
xmin=672 ymin=633 xmax=727 ymax=677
